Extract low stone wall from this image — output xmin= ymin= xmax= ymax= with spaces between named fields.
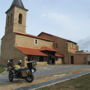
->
xmin=37 ymin=62 xmax=48 ymax=66
xmin=55 ymin=58 xmax=62 ymax=65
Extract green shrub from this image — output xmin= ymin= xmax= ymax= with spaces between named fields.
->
xmin=0 ymin=66 xmax=5 ymax=73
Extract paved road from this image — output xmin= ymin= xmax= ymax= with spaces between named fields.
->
xmin=35 ymin=65 xmax=90 ymax=76
xmin=0 ymin=65 xmax=90 ymax=90
xmin=0 ymin=65 xmax=90 ymax=81
xmin=16 ymin=71 xmax=90 ymax=90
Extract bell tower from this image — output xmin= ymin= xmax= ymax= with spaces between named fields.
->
xmin=1 ymin=0 xmax=28 ymax=65
xmin=5 ymin=0 xmax=28 ymax=34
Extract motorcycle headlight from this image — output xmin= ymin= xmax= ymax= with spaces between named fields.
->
xmin=32 ymin=69 xmax=35 ymax=73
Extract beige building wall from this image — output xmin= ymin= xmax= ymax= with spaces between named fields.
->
xmin=67 ymin=42 xmax=79 ymax=53
xmin=38 ymin=33 xmax=80 ymax=64
xmin=64 ymin=53 xmax=90 ymax=65
xmin=64 ymin=42 xmax=79 ymax=64
xmin=1 ymin=33 xmax=26 ymax=65
xmin=38 ymin=33 xmax=67 ymax=54
xmin=74 ymin=54 xmax=90 ymax=64
xmin=15 ymin=34 xmax=53 ymax=49
xmin=5 ymin=8 xmax=14 ymax=35
xmin=5 ymin=7 xmax=27 ymax=35
xmin=1 ymin=33 xmax=54 ymax=65
xmin=56 ymin=58 xmax=63 ymax=65
xmin=1 ymin=5 xmax=28 ymax=65
xmin=13 ymin=7 xmax=27 ymax=34
xmin=1 ymin=1 xmax=56 ymax=65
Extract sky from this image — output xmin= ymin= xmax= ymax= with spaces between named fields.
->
xmin=0 ymin=0 xmax=90 ymax=42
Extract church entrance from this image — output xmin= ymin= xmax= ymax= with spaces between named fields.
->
xmin=47 ymin=53 xmax=56 ymax=65
xmin=71 ymin=56 xmax=74 ymax=64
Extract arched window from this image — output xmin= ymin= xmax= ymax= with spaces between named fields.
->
xmin=18 ymin=14 xmax=22 ymax=24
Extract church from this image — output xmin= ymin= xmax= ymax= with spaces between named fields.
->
xmin=1 ymin=0 xmax=90 ymax=66
xmin=0 ymin=0 xmax=63 ymax=65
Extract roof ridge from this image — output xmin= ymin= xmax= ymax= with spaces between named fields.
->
xmin=38 ymin=32 xmax=77 ymax=44
xmin=15 ymin=32 xmax=53 ymax=42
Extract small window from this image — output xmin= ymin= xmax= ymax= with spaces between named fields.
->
xmin=7 ymin=16 xmax=10 ymax=25
xmin=54 ymin=43 xmax=58 ymax=48
xmin=55 ymin=43 xmax=58 ymax=48
xmin=34 ymin=39 xmax=38 ymax=45
xmin=11 ymin=14 xmax=13 ymax=24
xmin=18 ymin=14 xmax=22 ymax=24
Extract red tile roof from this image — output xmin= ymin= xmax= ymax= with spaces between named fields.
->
xmin=40 ymin=47 xmax=56 ymax=52
xmin=16 ymin=46 xmax=63 ymax=57
xmin=15 ymin=32 xmax=53 ymax=42
xmin=40 ymin=47 xmax=63 ymax=57
xmin=55 ymin=53 xmax=63 ymax=57
xmin=16 ymin=46 xmax=48 ymax=56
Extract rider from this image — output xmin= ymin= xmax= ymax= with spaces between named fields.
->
xmin=7 ymin=59 xmax=22 ymax=70
xmin=14 ymin=60 xmax=22 ymax=77
xmin=14 ymin=60 xmax=22 ymax=69
xmin=7 ymin=59 xmax=14 ymax=70
xmin=7 ymin=59 xmax=14 ymax=66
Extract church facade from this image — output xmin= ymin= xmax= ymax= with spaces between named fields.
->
xmin=1 ymin=0 xmax=90 ymax=65
xmin=1 ymin=0 xmax=63 ymax=65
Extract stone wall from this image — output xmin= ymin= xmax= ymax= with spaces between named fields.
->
xmin=38 ymin=33 xmax=66 ymax=54
xmin=67 ymin=42 xmax=79 ymax=53
xmin=13 ymin=7 xmax=27 ymax=34
xmin=38 ymin=33 xmax=80 ymax=64
xmin=15 ymin=34 xmax=53 ymax=49
xmin=0 ymin=33 xmax=26 ymax=65
xmin=5 ymin=7 xmax=27 ymax=35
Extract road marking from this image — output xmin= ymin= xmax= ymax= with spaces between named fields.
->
xmin=54 ymin=74 xmax=66 ymax=77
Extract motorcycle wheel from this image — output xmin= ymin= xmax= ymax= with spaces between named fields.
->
xmin=25 ymin=73 xmax=34 ymax=83
xmin=9 ymin=71 xmax=13 ymax=82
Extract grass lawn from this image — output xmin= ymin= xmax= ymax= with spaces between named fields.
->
xmin=0 ymin=66 xmax=5 ymax=73
xmin=37 ymin=74 xmax=90 ymax=90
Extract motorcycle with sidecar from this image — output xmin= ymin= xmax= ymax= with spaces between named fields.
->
xmin=8 ymin=60 xmax=36 ymax=83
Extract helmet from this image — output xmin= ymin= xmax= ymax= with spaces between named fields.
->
xmin=18 ymin=60 xmax=22 ymax=65
xmin=9 ymin=59 xmax=13 ymax=62
xmin=8 ymin=60 xmax=10 ymax=63
xmin=19 ymin=60 xmax=22 ymax=63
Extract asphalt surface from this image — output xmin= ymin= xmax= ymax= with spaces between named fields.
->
xmin=34 ymin=65 xmax=90 ymax=76
xmin=0 ymin=65 xmax=89 ymax=81
xmin=0 ymin=65 xmax=90 ymax=90
xmin=16 ymin=71 xmax=90 ymax=90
